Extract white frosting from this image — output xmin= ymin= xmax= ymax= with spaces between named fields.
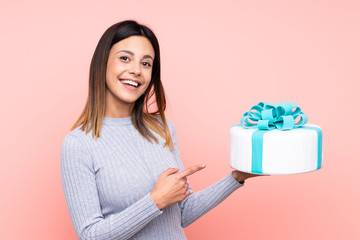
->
xmin=230 ymin=123 xmax=322 ymax=175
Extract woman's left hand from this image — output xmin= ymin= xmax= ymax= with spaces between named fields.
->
xmin=232 ymin=170 xmax=270 ymax=182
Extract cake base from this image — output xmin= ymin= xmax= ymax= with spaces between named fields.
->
xmin=230 ymin=167 xmax=323 ymax=176
xmin=230 ymin=124 xmax=322 ymax=175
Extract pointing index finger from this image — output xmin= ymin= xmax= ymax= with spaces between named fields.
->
xmin=178 ymin=164 xmax=206 ymax=178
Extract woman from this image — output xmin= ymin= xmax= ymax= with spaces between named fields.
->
xmin=60 ymin=19 xmax=264 ymax=240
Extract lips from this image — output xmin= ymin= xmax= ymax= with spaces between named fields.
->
xmin=118 ymin=78 xmax=142 ymax=91
xmin=119 ymin=78 xmax=142 ymax=87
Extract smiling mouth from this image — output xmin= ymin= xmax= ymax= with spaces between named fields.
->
xmin=118 ymin=79 xmax=142 ymax=90
xmin=118 ymin=79 xmax=142 ymax=88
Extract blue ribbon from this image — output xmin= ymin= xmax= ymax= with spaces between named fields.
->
xmin=235 ymin=102 xmax=322 ymax=174
xmin=301 ymin=126 xmax=322 ymax=171
xmin=240 ymin=102 xmax=308 ymax=130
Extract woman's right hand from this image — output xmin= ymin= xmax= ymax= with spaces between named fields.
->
xmin=150 ymin=164 xmax=206 ymax=210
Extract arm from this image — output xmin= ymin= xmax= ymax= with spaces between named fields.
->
xmin=166 ymin=120 xmax=244 ymax=228
xmin=60 ymin=134 xmax=162 ymax=240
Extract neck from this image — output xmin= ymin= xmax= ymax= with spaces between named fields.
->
xmin=104 ymin=89 xmax=134 ymax=118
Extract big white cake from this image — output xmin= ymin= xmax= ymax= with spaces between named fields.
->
xmin=230 ymin=102 xmax=323 ymax=175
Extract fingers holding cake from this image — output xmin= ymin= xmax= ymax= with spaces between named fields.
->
xmin=232 ymin=170 xmax=270 ymax=183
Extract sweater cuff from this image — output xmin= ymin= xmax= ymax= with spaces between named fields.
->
xmin=148 ymin=192 xmax=164 ymax=213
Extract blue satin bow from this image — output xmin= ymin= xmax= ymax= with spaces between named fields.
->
xmin=240 ymin=102 xmax=308 ymax=130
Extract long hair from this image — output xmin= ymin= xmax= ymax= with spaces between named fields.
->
xmin=70 ymin=20 xmax=174 ymax=151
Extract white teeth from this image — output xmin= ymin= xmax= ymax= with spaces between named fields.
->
xmin=120 ymin=79 xmax=139 ymax=87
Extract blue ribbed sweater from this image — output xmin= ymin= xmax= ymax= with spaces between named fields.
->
xmin=60 ymin=116 xmax=244 ymax=240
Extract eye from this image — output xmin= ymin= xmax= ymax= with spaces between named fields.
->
xmin=119 ymin=56 xmax=129 ymax=61
xmin=142 ymin=62 xmax=152 ymax=67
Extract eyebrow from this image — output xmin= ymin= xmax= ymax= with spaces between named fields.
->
xmin=115 ymin=50 xmax=154 ymax=61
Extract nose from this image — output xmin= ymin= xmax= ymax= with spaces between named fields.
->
xmin=129 ymin=62 xmax=141 ymax=76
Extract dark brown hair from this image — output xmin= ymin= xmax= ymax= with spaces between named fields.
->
xmin=71 ymin=20 xmax=174 ymax=151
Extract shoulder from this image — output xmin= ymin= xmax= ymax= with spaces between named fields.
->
xmin=166 ymin=117 xmax=174 ymax=129
xmin=165 ymin=117 xmax=177 ymax=135
xmin=60 ymin=126 xmax=90 ymax=152
xmin=152 ymin=115 xmax=176 ymax=134
xmin=60 ymin=127 xmax=94 ymax=167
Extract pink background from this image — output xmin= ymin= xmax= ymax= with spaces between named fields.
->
xmin=1 ymin=0 xmax=359 ymax=239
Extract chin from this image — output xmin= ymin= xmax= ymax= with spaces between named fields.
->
xmin=120 ymin=96 xmax=141 ymax=104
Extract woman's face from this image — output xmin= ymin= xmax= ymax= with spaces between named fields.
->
xmin=105 ymin=36 xmax=155 ymax=117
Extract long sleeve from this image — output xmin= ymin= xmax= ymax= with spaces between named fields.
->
xmin=167 ymin=120 xmax=244 ymax=228
xmin=60 ymin=134 xmax=163 ymax=240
